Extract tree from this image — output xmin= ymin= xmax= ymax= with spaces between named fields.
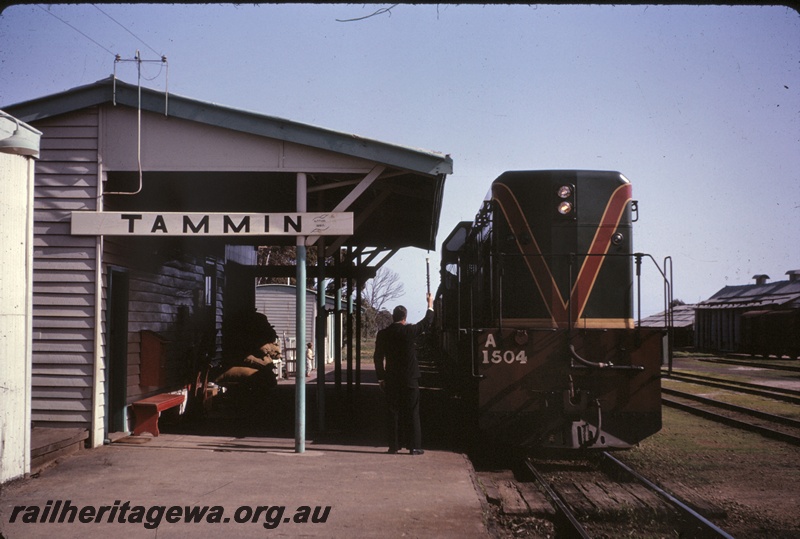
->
xmin=361 ymin=267 xmax=405 ymax=337
xmin=362 ymin=267 xmax=405 ymax=313
xmin=361 ymin=305 xmax=391 ymax=338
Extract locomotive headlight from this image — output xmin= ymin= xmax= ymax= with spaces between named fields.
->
xmin=557 ymin=185 xmax=573 ymax=199
xmin=555 ymin=183 xmax=576 ymax=218
xmin=557 ymin=200 xmax=573 ymax=215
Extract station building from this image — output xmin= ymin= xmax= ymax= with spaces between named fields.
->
xmin=1 ymin=77 xmax=452 ymax=481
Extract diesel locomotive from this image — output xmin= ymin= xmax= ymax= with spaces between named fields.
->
xmin=435 ymin=170 xmax=667 ymax=449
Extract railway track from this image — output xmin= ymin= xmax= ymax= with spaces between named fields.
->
xmin=475 ymin=452 xmax=734 ymax=538
xmin=665 ymin=371 xmax=800 ymax=405
xmin=662 ymin=387 xmax=800 ymax=446
xmin=699 ymin=356 xmax=800 ymax=373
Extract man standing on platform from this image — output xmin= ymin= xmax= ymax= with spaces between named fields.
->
xmin=373 ymin=293 xmax=434 ymax=455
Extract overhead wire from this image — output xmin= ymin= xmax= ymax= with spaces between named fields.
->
xmin=36 ymin=4 xmax=164 ymax=64
xmin=92 ymin=4 xmax=162 ymax=58
xmin=336 ymin=4 xmax=399 ymax=23
xmin=34 ymin=4 xmax=170 ymax=197
xmin=36 ymin=4 xmax=116 ymax=57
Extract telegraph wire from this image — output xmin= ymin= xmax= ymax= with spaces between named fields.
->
xmin=92 ymin=4 xmax=162 ymax=58
xmin=336 ymin=4 xmax=399 ymax=22
xmin=36 ymin=4 xmax=165 ymax=64
xmin=33 ymin=4 xmax=170 ymax=198
xmin=36 ymin=4 xmax=116 ymax=57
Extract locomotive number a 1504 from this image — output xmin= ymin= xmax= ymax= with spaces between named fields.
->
xmin=480 ymin=333 xmax=528 ymax=365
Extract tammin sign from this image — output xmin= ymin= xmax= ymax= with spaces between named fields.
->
xmin=71 ymin=212 xmax=353 ymax=236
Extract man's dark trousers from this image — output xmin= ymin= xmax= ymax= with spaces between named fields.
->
xmin=385 ymin=384 xmax=421 ymax=451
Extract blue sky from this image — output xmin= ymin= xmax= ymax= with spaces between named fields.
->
xmin=1 ymin=3 xmax=798 ymax=319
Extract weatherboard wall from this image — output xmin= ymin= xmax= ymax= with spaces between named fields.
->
xmin=102 ymin=239 xmax=224 ymax=403
xmin=27 ymin=105 xmax=246 ymax=446
xmin=29 ymin=108 xmax=100 ymax=439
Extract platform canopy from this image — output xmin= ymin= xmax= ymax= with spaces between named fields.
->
xmin=6 ymin=77 xmax=453 ymax=265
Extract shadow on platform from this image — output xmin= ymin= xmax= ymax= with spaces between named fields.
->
xmin=162 ymin=361 xmax=473 ymax=454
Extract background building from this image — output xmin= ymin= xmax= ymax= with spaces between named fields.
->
xmin=695 ymin=270 xmax=800 ymax=358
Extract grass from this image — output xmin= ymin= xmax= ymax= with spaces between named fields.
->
xmin=622 ymin=407 xmax=800 ymax=475
xmin=662 ymin=378 xmax=800 ymax=420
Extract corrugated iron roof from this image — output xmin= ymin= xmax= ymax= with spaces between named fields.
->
xmin=3 ymin=77 xmax=453 ymax=252
xmin=697 ymin=277 xmax=800 ymax=311
xmin=638 ymin=304 xmax=696 ymax=328
xmin=6 ymin=77 xmax=453 ymax=177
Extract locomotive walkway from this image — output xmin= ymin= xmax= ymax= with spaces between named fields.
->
xmin=0 ymin=364 xmax=489 ymax=538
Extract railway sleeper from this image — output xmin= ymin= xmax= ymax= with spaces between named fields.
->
xmin=555 ymin=481 xmax=600 ymax=517
xmin=617 ymin=482 xmax=673 ymax=518
xmin=478 ymin=472 xmax=553 ymax=517
xmin=554 ymin=480 xmax=674 ymax=521
xmin=515 ymin=481 xmax=556 ymax=517
xmin=496 ymin=480 xmax=530 ymax=515
xmin=578 ymin=481 xmax=660 ymax=520
xmin=573 ymin=481 xmax=623 ymax=517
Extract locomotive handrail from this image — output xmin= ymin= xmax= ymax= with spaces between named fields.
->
xmin=634 ymin=252 xmax=675 ymax=372
xmin=664 ymin=255 xmax=674 ymax=374
xmin=491 ymin=250 xmax=673 ymax=361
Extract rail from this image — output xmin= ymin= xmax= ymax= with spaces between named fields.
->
xmin=599 ymin=452 xmax=735 ymax=539
xmin=523 ymin=453 xmax=735 ymax=538
xmin=663 ymin=387 xmax=800 ymax=429
xmin=665 ymin=371 xmax=800 ymax=405
xmin=523 ymin=458 xmax=590 ymax=539
xmin=662 ymin=393 xmax=800 ymax=446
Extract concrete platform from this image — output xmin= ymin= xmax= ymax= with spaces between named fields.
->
xmin=1 ymin=363 xmax=489 ymax=538
xmin=0 ymin=433 xmax=487 ymax=538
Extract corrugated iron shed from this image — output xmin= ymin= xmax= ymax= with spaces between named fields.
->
xmin=695 ymin=271 xmax=800 ymax=354
xmin=697 ymin=276 xmax=800 ymax=311
xmin=638 ymin=304 xmax=695 ymax=328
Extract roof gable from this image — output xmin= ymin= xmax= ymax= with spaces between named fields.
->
xmin=5 ymin=78 xmax=453 ymax=252
xmin=5 ymin=77 xmax=452 ymax=177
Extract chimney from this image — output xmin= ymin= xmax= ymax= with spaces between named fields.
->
xmin=752 ymin=274 xmax=769 ymax=285
xmin=786 ymin=270 xmax=800 ymax=283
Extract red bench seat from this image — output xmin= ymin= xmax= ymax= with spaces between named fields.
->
xmin=131 ymin=393 xmax=185 ymax=436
